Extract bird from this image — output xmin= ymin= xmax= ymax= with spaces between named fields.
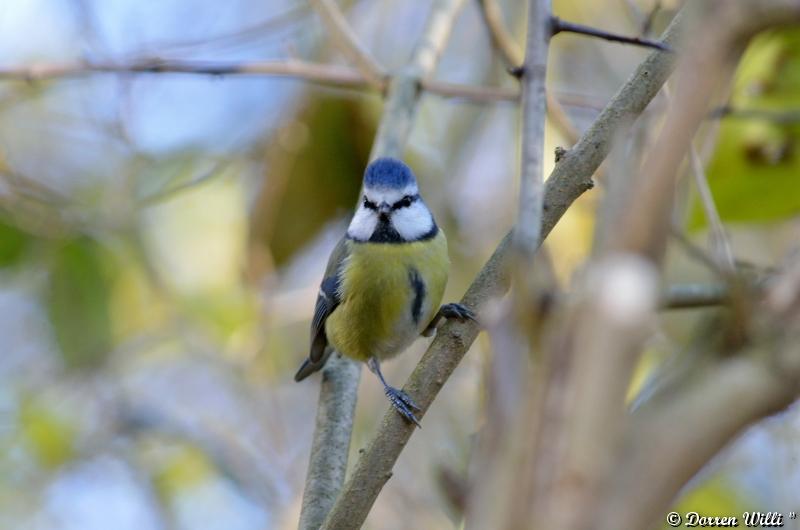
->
xmin=294 ymin=157 xmax=475 ymax=426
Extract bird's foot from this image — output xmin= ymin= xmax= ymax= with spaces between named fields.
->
xmin=385 ymin=386 xmax=421 ymax=428
xmin=440 ymin=303 xmax=477 ymax=322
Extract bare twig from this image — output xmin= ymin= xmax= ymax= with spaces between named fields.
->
xmin=422 ymin=79 xmax=517 ymax=102
xmin=664 ymin=84 xmax=736 ymax=272
xmin=320 ymin=9 xmax=686 ymax=529
xmin=0 ymin=58 xmax=518 ymax=104
xmin=514 ymin=0 xmax=552 ymax=263
xmin=476 ymin=0 xmax=522 ymax=67
xmin=551 ymin=16 xmax=673 ymax=52
xmin=476 ymin=0 xmax=579 ymax=143
xmin=688 ymin=143 xmax=736 ymax=271
xmin=709 ymin=105 xmax=800 ymax=123
xmin=660 ymin=283 xmax=729 ymax=309
xmin=309 ymin=0 xmax=387 ymax=89
xmin=0 ymin=58 xmax=368 ymax=86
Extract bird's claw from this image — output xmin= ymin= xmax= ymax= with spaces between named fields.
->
xmin=440 ymin=303 xmax=477 ymax=323
xmin=385 ymin=386 xmax=421 ymax=427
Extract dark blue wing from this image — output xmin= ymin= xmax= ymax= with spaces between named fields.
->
xmin=294 ymin=237 xmax=349 ymax=382
xmin=309 ymin=275 xmax=341 ymax=362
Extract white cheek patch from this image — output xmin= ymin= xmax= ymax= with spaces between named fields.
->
xmin=347 ymin=206 xmax=378 ymax=241
xmin=392 ymin=201 xmax=434 ymax=241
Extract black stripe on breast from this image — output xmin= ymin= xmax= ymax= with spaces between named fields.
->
xmin=408 ymin=267 xmax=426 ymax=325
xmin=369 ymin=217 xmax=403 ymax=243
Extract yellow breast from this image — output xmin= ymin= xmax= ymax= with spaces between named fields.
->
xmin=326 ymin=231 xmax=449 ymax=362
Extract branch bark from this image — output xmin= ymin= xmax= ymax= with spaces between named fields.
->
xmin=0 ymin=58 xmax=517 ymax=104
xmin=551 ymin=17 xmax=672 ymax=52
xmin=297 ymin=355 xmax=361 ymax=530
xmin=514 ymin=0 xmax=551 ymax=262
xmin=319 ymin=8 xmax=684 ymax=529
xmin=309 ymin=0 xmax=387 ymax=89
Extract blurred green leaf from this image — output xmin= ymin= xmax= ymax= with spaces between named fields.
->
xmin=18 ymin=397 xmax=76 ymax=470
xmin=0 ymin=219 xmax=29 ymax=267
xmin=47 ymin=238 xmax=113 ymax=369
xmin=691 ymin=29 xmax=800 ymax=227
xmin=257 ymin=97 xmax=373 ymax=266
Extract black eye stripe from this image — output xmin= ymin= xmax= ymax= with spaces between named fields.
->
xmin=363 ymin=197 xmax=378 ymax=210
xmin=391 ymin=194 xmax=419 ymax=210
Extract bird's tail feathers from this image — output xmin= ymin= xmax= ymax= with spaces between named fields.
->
xmin=293 ymin=348 xmax=334 ymax=381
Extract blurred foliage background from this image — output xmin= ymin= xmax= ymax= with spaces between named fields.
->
xmin=0 ymin=1 xmax=799 ymax=529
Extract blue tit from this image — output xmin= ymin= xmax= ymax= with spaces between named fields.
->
xmin=294 ymin=157 xmax=474 ymax=426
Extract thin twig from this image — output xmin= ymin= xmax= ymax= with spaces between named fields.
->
xmin=660 ymin=283 xmax=729 ymax=309
xmin=641 ymin=0 xmax=663 ymax=36
xmin=688 ymin=143 xmax=736 ymax=271
xmin=476 ymin=0 xmax=579 ymax=143
xmin=0 ymin=58 xmax=519 ymax=104
xmin=476 ymin=0 xmax=523 ymax=68
xmin=709 ymin=105 xmax=800 ymax=123
xmin=663 ymin=84 xmax=736 ymax=272
xmin=423 ymin=79 xmax=518 ymax=102
xmin=319 ymin=9 xmax=685 ymax=529
xmin=552 ymin=16 xmax=673 ymax=52
xmin=309 ymin=0 xmax=387 ymax=89
xmin=514 ymin=0 xmax=552 ymax=262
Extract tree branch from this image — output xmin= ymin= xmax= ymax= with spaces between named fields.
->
xmin=319 ymin=8 xmax=686 ymax=528
xmin=551 ymin=16 xmax=673 ymax=52
xmin=297 ymin=355 xmax=361 ymax=530
xmin=309 ymin=0 xmax=387 ymax=89
xmin=0 ymin=58 xmax=518 ymax=104
xmin=688 ymin=141 xmax=736 ymax=271
xmin=514 ymin=0 xmax=551 ymax=262
xmin=660 ymin=283 xmax=729 ymax=309
xmin=476 ymin=0 xmax=579 ymax=143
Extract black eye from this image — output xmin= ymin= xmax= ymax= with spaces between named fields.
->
xmin=363 ymin=197 xmax=377 ymax=210
xmin=392 ymin=195 xmax=413 ymax=210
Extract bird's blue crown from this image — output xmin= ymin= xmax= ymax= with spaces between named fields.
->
xmin=363 ymin=158 xmax=417 ymax=189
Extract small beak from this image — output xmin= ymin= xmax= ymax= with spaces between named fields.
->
xmin=378 ymin=202 xmax=391 ymax=215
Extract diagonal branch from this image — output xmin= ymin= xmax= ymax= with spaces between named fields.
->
xmin=309 ymin=0 xmax=387 ymax=89
xmin=688 ymin=143 xmax=736 ymax=271
xmin=318 ymin=8 xmax=684 ymax=529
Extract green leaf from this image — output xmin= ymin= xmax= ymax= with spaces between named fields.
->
xmin=47 ymin=238 xmax=113 ymax=369
xmin=0 ymin=219 xmax=30 ymax=267
xmin=257 ymin=97 xmax=372 ymax=266
xmin=691 ymin=28 xmax=800 ymax=227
